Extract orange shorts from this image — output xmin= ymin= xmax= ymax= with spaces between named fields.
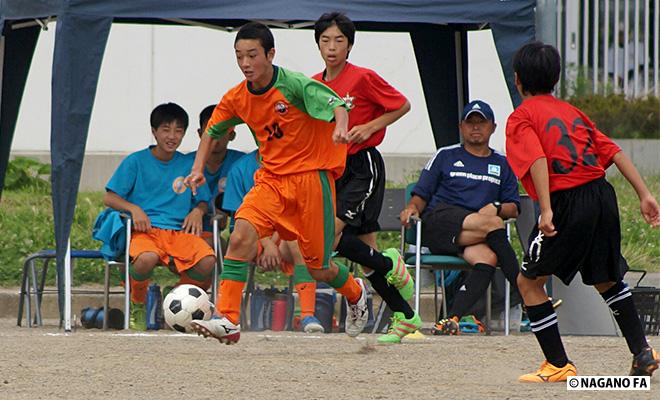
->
xmin=236 ymin=169 xmax=336 ymax=269
xmin=129 ymin=228 xmax=215 ymax=273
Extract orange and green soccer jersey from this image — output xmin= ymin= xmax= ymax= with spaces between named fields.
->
xmin=206 ymin=66 xmax=347 ymax=180
xmin=205 ymin=66 xmax=348 ymax=268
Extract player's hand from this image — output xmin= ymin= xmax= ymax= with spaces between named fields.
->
xmin=538 ymin=209 xmax=557 ymax=237
xmin=130 ymin=206 xmax=151 ymax=233
xmin=182 ymin=207 xmax=204 ymax=236
xmin=347 ymin=124 xmax=375 ymax=144
xmin=332 ymin=125 xmax=350 ymax=144
xmin=640 ymin=195 xmax=660 ymax=228
xmin=258 ymin=239 xmax=282 ymax=272
xmin=184 ymin=171 xmax=206 ymax=196
xmin=400 ymin=206 xmax=419 ymax=228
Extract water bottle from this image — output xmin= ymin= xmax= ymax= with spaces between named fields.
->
xmin=156 ymin=288 xmax=165 ymax=329
xmin=146 ymin=284 xmax=162 ymax=330
xmin=271 ymin=293 xmax=288 ymax=331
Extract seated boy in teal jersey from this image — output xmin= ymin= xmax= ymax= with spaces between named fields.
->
xmin=104 ymin=103 xmax=216 ymax=330
xmin=191 ymin=104 xmax=245 ymax=249
xmin=224 ymin=151 xmax=324 ymax=333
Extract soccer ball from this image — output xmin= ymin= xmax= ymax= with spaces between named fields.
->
xmin=163 ymin=284 xmax=213 ymax=333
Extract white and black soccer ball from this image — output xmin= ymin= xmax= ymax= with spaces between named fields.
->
xmin=163 ymin=284 xmax=213 ymax=333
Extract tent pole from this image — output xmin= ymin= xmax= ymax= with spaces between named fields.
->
xmin=454 ymin=30 xmax=465 ymax=123
xmin=64 ymin=238 xmax=72 ymax=332
xmin=0 ymin=35 xmax=5 ymax=125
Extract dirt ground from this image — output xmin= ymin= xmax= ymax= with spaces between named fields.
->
xmin=0 ymin=319 xmax=658 ymax=400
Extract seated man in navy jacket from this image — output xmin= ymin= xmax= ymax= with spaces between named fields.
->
xmin=400 ymin=100 xmax=520 ymax=335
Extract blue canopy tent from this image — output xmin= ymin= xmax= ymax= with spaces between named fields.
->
xmin=0 ymin=0 xmax=535 ymax=331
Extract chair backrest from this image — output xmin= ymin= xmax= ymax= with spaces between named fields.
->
xmin=515 ymin=194 xmax=537 ymax=254
xmin=404 ymin=183 xmax=417 ymax=245
xmin=378 ymin=188 xmax=405 ymax=232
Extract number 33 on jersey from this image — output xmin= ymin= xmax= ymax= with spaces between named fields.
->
xmin=203 ymin=66 xmax=349 ymax=180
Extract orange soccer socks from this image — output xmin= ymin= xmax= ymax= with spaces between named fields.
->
xmin=177 ymin=267 xmax=212 ymax=292
xmin=128 ymin=265 xmax=153 ymax=304
xmin=328 ymin=260 xmax=362 ymax=304
xmin=217 ymin=258 xmax=248 ymax=324
xmin=294 ymin=264 xmax=317 ymax=318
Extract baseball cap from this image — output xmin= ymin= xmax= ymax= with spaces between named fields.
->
xmin=461 ymin=100 xmax=495 ymax=123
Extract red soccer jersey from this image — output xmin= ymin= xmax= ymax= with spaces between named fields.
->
xmin=505 ymin=95 xmax=621 ymax=200
xmin=312 ymin=62 xmax=407 ymax=155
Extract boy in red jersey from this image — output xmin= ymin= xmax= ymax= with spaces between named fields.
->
xmin=313 ymin=12 xmax=419 ymax=344
xmin=506 ymin=42 xmax=660 ymax=382
xmin=184 ymin=22 xmax=369 ymax=344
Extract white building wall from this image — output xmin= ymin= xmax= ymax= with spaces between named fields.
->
xmin=10 ymin=23 xmax=513 ymax=186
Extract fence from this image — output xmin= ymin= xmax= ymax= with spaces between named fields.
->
xmin=551 ymin=0 xmax=659 ymax=98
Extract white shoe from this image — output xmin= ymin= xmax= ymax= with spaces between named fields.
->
xmin=190 ymin=317 xmax=241 ymax=345
xmin=344 ymin=278 xmax=369 ymax=337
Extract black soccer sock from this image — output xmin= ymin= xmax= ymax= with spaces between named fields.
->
xmin=485 ymin=229 xmax=520 ymax=288
xmin=336 ymin=232 xmax=392 ymax=276
xmin=365 ymin=270 xmax=415 ymax=319
xmin=527 ymin=300 xmax=569 ymax=368
xmin=446 ymin=263 xmax=495 ymax=320
xmin=601 ymin=281 xmax=648 ymax=356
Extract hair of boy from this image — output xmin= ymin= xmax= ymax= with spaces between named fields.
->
xmin=513 ymin=41 xmax=561 ymax=95
xmin=150 ymin=102 xmax=189 ymax=130
xmin=314 ymin=12 xmax=356 ymax=46
xmin=199 ymin=104 xmax=216 ymax=130
xmin=235 ymin=22 xmax=274 ymax=55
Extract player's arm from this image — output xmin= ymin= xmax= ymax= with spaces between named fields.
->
xmin=288 ymin=71 xmax=348 ymax=143
xmin=612 ymin=151 xmax=660 ymax=227
xmin=103 ymin=191 xmax=151 ymax=232
xmin=187 ymin=134 xmax=213 ymax=194
xmin=348 ymin=100 xmax=410 ymax=144
xmin=185 ymin=98 xmax=243 ymax=194
xmin=332 ymin=106 xmax=350 ymax=144
xmin=528 ymin=158 xmax=556 ymax=236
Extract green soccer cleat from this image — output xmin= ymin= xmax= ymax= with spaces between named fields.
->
xmin=377 ymin=311 xmax=422 ymax=344
xmin=383 ymin=248 xmax=414 ymax=301
xmin=129 ymin=301 xmax=147 ymax=331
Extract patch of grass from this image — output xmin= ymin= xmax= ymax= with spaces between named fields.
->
xmin=0 ymin=174 xmax=658 ymax=287
xmin=379 ymin=175 xmax=660 ymax=273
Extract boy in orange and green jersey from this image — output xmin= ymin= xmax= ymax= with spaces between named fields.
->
xmin=185 ymin=22 xmax=369 ymax=344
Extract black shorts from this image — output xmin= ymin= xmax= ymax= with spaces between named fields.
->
xmin=421 ymin=203 xmax=472 ymax=255
xmin=521 ymin=178 xmax=628 ymax=286
xmin=336 ymin=147 xmax=385 ymax=235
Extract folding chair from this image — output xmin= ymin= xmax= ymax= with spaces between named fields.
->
xmin=402 ymin=183 xmax=502 ymax=334
xmin=18 ymin=216 xmax=131 ymax=330
xmin=514 ymin=194 xmax=536 ymax=254
xmin=210 ymin=212 xmax=226 ymax=305
xmin=115 ymin=210 xmax=222 ymax=330
xmin=370 ymin=187 xmax=405 ymax=333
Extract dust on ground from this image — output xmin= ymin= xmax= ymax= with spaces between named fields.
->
xmin=0 ymin=319 xmax=658 ymax=400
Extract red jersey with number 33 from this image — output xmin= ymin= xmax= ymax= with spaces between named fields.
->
xmin=312 ymin=62 xmax=407 ymax=155
xmin=505 ymin=95 xmax=621 ymax=200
